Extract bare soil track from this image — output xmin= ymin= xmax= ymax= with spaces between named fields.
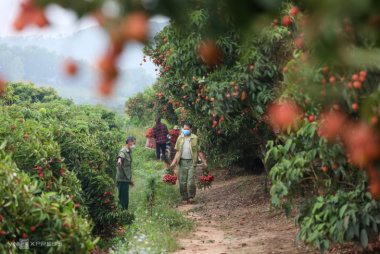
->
xmin=172 ymin=167 xmax=311 ymax=254
xmin=172 ymin=167 xmax=380 ymax=254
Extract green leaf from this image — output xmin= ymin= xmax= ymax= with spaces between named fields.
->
xmin=345 ymin=223 xmax=355 ymax=241
xmin=284 ymin=139 xmax=292 ymax=152
xmin=339 ymin=204 xmax=348 ymax=218
xmin=360 ymin=229 xmax=368 ymax=248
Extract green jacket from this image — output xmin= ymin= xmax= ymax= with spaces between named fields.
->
xmin=116 ymin=146 xmax=133 ymax=183
xmin=174 ymin=134 xmax=201 ymax=165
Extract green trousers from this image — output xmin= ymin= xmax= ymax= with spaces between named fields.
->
xmin=117 ymin=182 xmax=130 ymax=210
xmin=179 ymin=159 xmax=196 ymax=201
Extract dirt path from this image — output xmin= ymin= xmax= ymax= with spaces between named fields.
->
xmin=172 ymin=167 xmax=311 ymax=254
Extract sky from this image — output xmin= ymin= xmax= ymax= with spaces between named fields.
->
xmin=0 ymin=0 xmax=168 ymax=70
xmin=0 ymin=0 xmax=169 ymax=104
xmin=0 ymin=0 xmax=96 ymax=37
xmin=0 ymin=0 xmax=168 ymax=37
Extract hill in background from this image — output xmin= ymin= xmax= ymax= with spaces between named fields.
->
xmin=0 ymin=21 xmax=167 ymax=108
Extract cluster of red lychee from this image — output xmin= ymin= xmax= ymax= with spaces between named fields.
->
xmin=169 ymin=129 xmax=180 ymax=142
xmin=163 ymin=174 xmax=177 ymax=185
xmin=200 ymin=174 xmax=215 ymax=183
xmin=146 ymin=128 xmax=154 ymax=138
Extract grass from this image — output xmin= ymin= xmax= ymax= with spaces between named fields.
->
xmin=98 ymin=126 xmax=194 ymax=254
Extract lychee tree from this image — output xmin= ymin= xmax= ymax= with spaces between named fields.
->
xmin=0 ymin=141 xmax=96 ymax=253
xmin=0 ymin=85 xmax=134 ymax=239
xmin=5 ymin=0 xmax=380 ymax=252
xmin=137 ymin=0 xmax=297 ymax=169
xmin=265 ymin=4 xmax=380 ymax=252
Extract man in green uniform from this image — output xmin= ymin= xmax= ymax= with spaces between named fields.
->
xmin=170 ymin=122 xmax=207 ymax=204
xmin=116 ymin=136 xmax=136 ymax=210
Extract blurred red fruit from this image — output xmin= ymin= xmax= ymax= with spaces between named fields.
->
xmin=241 ymin=91 xmax=247 ymax=101
xmin=372 ymin=116 xmax=379 ymax=125
xmin=320 ymin=111 xmax=347 ymax=139
xmin=290 ymin=6 xmax=299 ymax=16
xmin=353 ymin=81 xmax=362 ymax=89
xmin=345 ymin=123 xmax=380 ymax=166
xmin=267 ymin=100 xmax=301 ymax=130
xmin=282 ymin=15 xmax=292 ymax=27
xmin=65 ymin=60 xmax=78 ymax=76
xmin=196 ymin=40 xmax=222 ymax=66
xmin=13 ymin=1 xmax=49 ymax=31
xmin=352 ymin=103 xmax=359 ymax=111
xmin=0 ymin=79 xmax=5 ymax=96
xmin=99 ymin=79 xmax=115 ymax=96
xmin=122 ymin=11 xmax=149 ymax=42
xmin=367 ymin=167 xmax=380 ymax=197
xmin=295 ymin=38 xmax=304 ymax=49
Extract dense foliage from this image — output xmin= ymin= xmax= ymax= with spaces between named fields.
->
xmin=5 ymin=0 xmax=380 ymax=252
xmin=0 ymin=143 xmax=95 ymax=253
xmin=264 ymin=4 xmax=380 ymax=253
xmin=0 ymin=83 xmax=134 ymax=247
xmin=128 ymin=1 xmax=380 ymax=252
xmin=124 ymin=1 xmax=296 ymax=171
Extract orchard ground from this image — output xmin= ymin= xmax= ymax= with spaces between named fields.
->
xmin=93 ymin=126 xmax=380 ymax=254
xmin=173 ymin=166 xmax=310 ymax=254
xmin=173 ymin=167 xmax=380 ymax=254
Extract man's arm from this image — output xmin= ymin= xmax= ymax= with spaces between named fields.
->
xmin=117 ymin=150 xmax=124 ymax=167
xmin=170 ymin=151 xmax=179 ymax=168
xmin=198 ymin=151 xmax=208 ymax=169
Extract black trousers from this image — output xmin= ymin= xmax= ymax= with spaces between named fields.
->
xmin=156 ymin=143 xmax=166 ymax=161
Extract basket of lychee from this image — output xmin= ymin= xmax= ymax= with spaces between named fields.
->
xmin=146 ymin=128 xmax=154 ymax=138
xmin=163 ymin=173 xmax=177 ymax=185
xmin=198 ymin=173 xmax=215 ymax=190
